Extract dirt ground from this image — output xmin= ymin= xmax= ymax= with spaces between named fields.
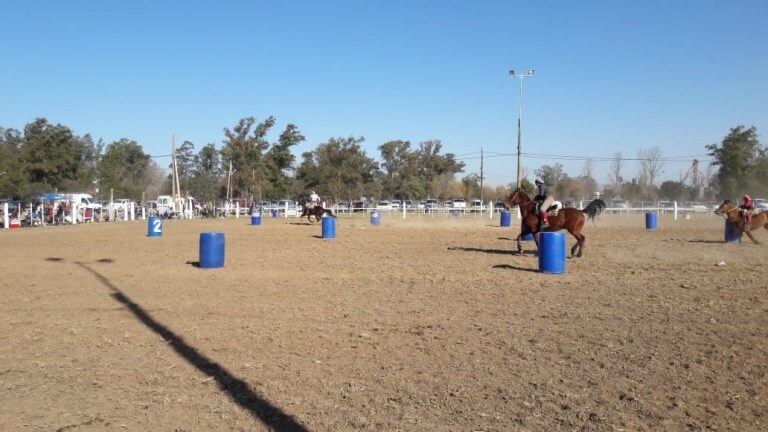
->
xmin=0 ymin=212 xmax=766 ymax=431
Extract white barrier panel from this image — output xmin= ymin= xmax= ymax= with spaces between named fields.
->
xmin=142 ymin=206 xmax=146 ymax=220
xmin=516 ymin=207 xmax=521 ymax=220
xmin=3 ymin=203 xmax=8 ymax=229
xmin=235 ymin=202 xmax=240 ymax=218
xmin=488 ymin=201 xmax=493 ymax=219
xmin=72 ymin=202 xmax=78 ymax=224
xmin=131 ymin=202 xmax=136 ymax=220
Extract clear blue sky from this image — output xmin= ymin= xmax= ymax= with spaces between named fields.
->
xmin=1 ymin=0 xmax=766 ymax=186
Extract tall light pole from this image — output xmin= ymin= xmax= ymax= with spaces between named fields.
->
xmin=509 ymin=68 xmax=534 ymax=188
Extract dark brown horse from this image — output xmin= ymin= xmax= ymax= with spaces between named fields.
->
xmin=715 ymin=200 xmax=768 ymax=244
xmin=505 ymin=189 xmax=605 ymax=257
xmin=300 ymin=205 xmax=335 ymax=223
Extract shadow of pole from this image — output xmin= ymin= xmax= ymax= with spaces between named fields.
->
xmin=75 ymin=262 xmax=310 ymax=432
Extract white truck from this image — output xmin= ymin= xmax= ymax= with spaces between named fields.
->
xmin=63 ymin=193 xmax=102 ymax=211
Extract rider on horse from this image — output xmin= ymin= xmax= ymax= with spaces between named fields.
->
xmin=534 ymin=178 xmax=555 ymax=229
xmin=308 ymin=190 xmax=320 ymax=209
xmin=741 ymin=193 xmax=754 ymax=229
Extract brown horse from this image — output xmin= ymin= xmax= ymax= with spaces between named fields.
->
xmin=300 ymin=205 xmax=335 ymax=223
xmin=715 ymin=200 xmax=768 ymax=244
xmin=505 ymin=189 xmax=606 ymax=257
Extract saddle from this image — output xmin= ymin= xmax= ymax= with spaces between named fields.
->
xmin=537 ymin=201 xmax=563 ymax=216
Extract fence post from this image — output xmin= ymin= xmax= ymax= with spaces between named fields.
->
xmin=235 ymin=202 xmax=240 ymax=218
xmin=674 ymin=201 xmax=678 ymax=220
xmin=516 ymin=207 xmax=521 ymax=220
xmin=488 ymin=201 xmax=493 ymax=219
xmin=72 ymin=201 xmax=78 ymax=224
xmin=402 ymin=202 xmax=406 ymax=219
xmin=3 ymin=202 xmax=8 ymax=229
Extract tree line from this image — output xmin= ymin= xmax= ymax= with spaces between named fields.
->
xmin=0 ymin=118 xmax=764 ymax=203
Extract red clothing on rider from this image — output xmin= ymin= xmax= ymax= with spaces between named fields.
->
xmin=742 ymin=194 xmax=753 ymax=224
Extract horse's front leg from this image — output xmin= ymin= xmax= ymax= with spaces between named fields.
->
xmin=744 ymin=228 xmax=761 ymax=244
xmin=516 ymin=233 xmax=524 ymax=255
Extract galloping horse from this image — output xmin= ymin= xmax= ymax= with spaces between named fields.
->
xmin=300 ymin=204 xmax=335 ymax=223
xmin=505 ymin=189 xmax=606 ymax=257
xmin=715 ymin=200 xmax=768 ymax=244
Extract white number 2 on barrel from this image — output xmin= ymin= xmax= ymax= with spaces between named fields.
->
xmin=153 ymin=219 xmax=162 ymax=233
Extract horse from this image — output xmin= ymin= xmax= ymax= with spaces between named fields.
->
xmin=300 ymin=204 xmax=335 ymax=223
xmin=715 ymin=200 xmax=768 ymax=244
xmin=504 ymin=189 xmax=606 ymax=257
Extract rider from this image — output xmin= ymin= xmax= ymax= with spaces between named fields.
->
xmin=308 ymin=190 xmax=320 ymax=208
xmin=740 ymin=193 xmax=754 ymax=229
xmin=534 ymin=178 xmax=555 ymax=229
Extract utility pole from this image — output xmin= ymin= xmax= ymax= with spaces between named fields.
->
xmin=479 ymin=146 xmax=484 ymax=203
xmin=509 ymin=68 xmax=535 ymax=189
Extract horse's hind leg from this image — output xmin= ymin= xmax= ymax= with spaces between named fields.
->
xmin=745 ymin=228 xmax=761 ymax=244
xmin=576 ymin=234 xmax=586 ymax=257
xmin=516 ymin=233 xmax=524 ymax=255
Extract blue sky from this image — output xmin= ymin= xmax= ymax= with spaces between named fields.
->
xmin=1 ymin=0 xmax=766 ymax=186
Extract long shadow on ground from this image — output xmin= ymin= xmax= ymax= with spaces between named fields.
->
xmin=492 ymin=264 xmax=539 ymax=273
xmin=448 ymin=246 xmax=537 ymax=256
xmin=73 ymin=261 xmax=309 ymax=432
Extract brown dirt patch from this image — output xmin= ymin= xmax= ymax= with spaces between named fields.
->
xmin=0 ymin=213 xmax=766 ymax=431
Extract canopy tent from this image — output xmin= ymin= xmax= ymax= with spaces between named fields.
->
xmin=37 ymin=193 xmax=67 ymax=201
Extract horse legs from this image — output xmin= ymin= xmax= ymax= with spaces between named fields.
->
xmin=516 ymin=233 xmax=524 ymax=255
xmin=744 ymin=227 xmax=761 ymax=244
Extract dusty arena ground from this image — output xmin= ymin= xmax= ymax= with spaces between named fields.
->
xmin=0 ymin=212 xmax=766 ymax=431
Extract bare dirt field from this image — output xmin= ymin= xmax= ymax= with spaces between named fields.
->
xmin=1 ymin=213 xmax=766 ymax=431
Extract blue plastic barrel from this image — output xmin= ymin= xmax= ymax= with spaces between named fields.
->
xmin=199 ymin=232 xmax=225 ymax=269
xmin=522 ymin=221 xmax=534 ymax=241
xmin=251 ymin=212 xmax=261 ymax=226
xmin=645 ymin=212 xmax=658 ymax=230
xmin=271 ymin=209 xmax=279 ymax=218
xmin=724 ymin=220 xmax=741 ymax=244
xmin=147 ymin=216 xmax=163 ymax=237
xmin=371 ymin=211 xmax=380 ymax=226
xmin=500 ymin=210 xmax=511 ymax=227
xmin=450 ymin=210 xmax=460 ymax=217
xmin=539 ymin=231 xmax=566 ymax=274
xmin=322 ymin=215 xmax=336 ymax=239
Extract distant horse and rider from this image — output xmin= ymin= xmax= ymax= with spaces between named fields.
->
xmin=716 ymin=197 xmax=767 ymax=244
xmin=504 ymin=179 xmax=606 ymax=257
xmin=300 ymin=190 xmax=335 ymax=223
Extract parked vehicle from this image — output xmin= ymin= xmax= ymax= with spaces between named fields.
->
xmin=391 ymin=200 xmax=401 ymax=210
xmin=470 ymin=199 xmax=483 ymax=212
xmin=494 ymin=202 xmax=506 ymax=213
xmin=376 ymin=201 xmax=392 ymax=212
xmin=352 ymin=200 xmax=368 ymax=213
xmin=62 ymin=193 xmax=102 ymax=211
xmin=452 ymin=199 xmax=467 ymax=209
xmin=659 ymin=200 xmax=675 ymax=209
xmin=425 ymin=199 xmax=438 ymax=213
xmin=611 ymin=199 xmax=628 ymax=209
xmin=754 ymin=198 xmax=768 ymax=209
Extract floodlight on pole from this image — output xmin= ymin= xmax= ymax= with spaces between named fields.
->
xmin=509 ymin=68 xmax=534 ymax=189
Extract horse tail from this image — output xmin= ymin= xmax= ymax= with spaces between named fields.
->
xmin=582 ymin=199 xmax=606 ymax=221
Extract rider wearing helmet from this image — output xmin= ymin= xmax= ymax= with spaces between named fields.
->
xmin=534 ymin=178 xmax=554 ymax=229
xmin=740 ymin=193 xmax=754 ymax=229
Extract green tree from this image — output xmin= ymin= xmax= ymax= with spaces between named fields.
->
xmin=220 ymin=116 xmax=276 ymax=198
xmin=187 ymin=143 xmax=223 ymax=200
xmin=707 ymin=126 xmax=764 ymax=199
xmin=296 ymin=136 xmax=380 ymax=200
xmin=659 ymin=180 xmax=686 ymax=201
xmin=19 ymin=118 xmax=89 ymax=191
xmin=98 ymin=139 xmax=154 ymax=199
xmin=263 ymin=124 xmax=305 ymax=199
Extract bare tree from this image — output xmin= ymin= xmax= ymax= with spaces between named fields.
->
xmin=638 ymin=146 xmax=664 ymax=187
xmin=609 ymin=152 xmax=624 ymax=189
xmin=581 ymin=158 xmax=597 ymax=197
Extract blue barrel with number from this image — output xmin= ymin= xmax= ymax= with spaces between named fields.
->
xmin=251 ymin=211 xmax=261 ymax=226
xmin=147 ymin=216 xmax=162 ymax=237
xmin=322 ymin=214 xmax=336 ymax=239
xmin=724 ymin=220 xmax=741 ymax=244
xmin=539 ymin=231 xmax=566 ymax=274
xmin=371 ymin=211 xmax=380 ymax=226
xmin=645 ymin=212 xmax=658 ymax=230
xmin=199 ymin=232 xmax=225 ymax=269
xmin=500 ymin=210 xmax=511 ymax=227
